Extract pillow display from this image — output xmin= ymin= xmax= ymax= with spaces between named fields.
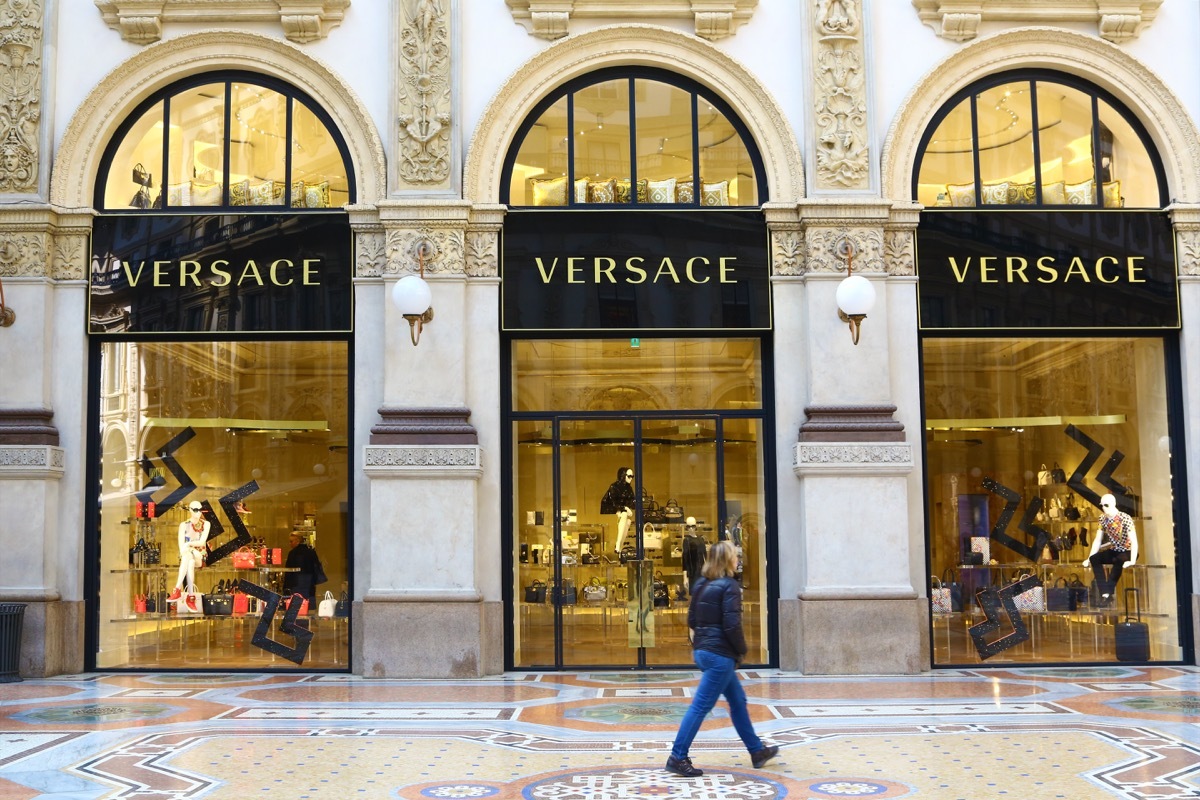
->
xmin=1103 ymin=180 xmax=1123 ymax=208
xmin=304 ymin=180 xmax=330 ymax=208
xmin=191 ymin=181 xmax=222 ymax=206
xmin=615 ymin=179 xmax=648 ymax=204
xmin=166 ymin=181 xmax=191 ymax=207
xmin=701 ymin=180 xmax=729 ymax=206
xmin=648 ymin=177 xmax=676 ymax=204
xmin=229 ymin=179 xmax=251 ymax=206
xmin=588 ymin=178 xmax=616 ymax=204
xmin=530 ymin=176 xmax=567 ymax=206
xmin=1007 ymin=182 xmax=1037 ymax=205
xmin=675 ymin=178 xmax=695 ymax=204
xmin=250 ymin=180 xmax=277 ymax=206
xmin=1042 ymin=181 xmax=1066 ymax=204
xmin=981 ymin=181 xmax=1009 ymax=205
xmin=947 ymin=182 xmax=976 ymax=207
xmin=1065 ymin=179 xmax=1095 ymax=205
xmin=290 ymin=180 xmax=306 ymax=207
xmin=574 ymin=178 xmax=589 ymax=203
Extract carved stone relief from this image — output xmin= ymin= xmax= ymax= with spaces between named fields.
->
xmin=811 ymin=0 xmax=869 ymax=190
xmin=505 ymin=0 xmax=757 ymax=41
xmin=0 ymin=0 xmax=42 ymax=194
xmin=52 ymin=233 xmax=86 ymax=281
xmin=95 ymin=1 xmax=351 ymax=45
xmin=912 ymin=0 xmax=1162 ymax=44
xmin=805 ymin=226 xmax=884 ymax=274
xmin=771 ymin=229 xmax=805 ymax=276
xmin=465 ymin=230 xmax=497 ymax=278
xmin=354 ymin=229 xmax=387 ymax=278
xmin=0 ymin=231 xmax=46 ymax=276
xmin=395 ymin=0 xmax=452 ymax=189
xmin=384 ymin=227 xmax=464 ymax=276
xmin=1176 ymin=227 xmax=1200 ymax=278
xmin=884 ymin=229 xmax=916 ymax=277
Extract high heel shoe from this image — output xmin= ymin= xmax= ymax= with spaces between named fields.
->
xmin=1079 ymin=527 xmax=1090 ymax=548
xmin=166 ymin=587 xmax=182 ymax=602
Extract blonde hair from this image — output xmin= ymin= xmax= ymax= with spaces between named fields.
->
xmin=702 ymin=540 xmax=738 ymax=580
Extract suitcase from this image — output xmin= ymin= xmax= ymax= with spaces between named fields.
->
xmin=1115 ymin=588 xmax=1150 ymax=662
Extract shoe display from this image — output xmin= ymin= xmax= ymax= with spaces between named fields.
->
xmin=665 ymin=756 xmax=703 ymax=777
xmin=751 ymin=745 xmax=779 ymax=769
xmin=166 ymin=587 xmax=182 ymax=602
xmin=184 ymin=594 xmax=199 ymax=613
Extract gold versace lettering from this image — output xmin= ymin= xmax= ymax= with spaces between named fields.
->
xmin=530 ymin=255 xmax=738 ymax=285
xmin=948 ymin=255 xmax=1150 ymax=285
xmin=111 ymin=257 xmax=320 ymax=287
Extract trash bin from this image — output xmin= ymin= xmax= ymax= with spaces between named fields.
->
xmin=0 ymin=603 xmax=26 ymax=683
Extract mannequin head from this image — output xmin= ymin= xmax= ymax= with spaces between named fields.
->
xmin=1100 ymin=493 xmax=1118 ymax=515
xmin=616 ymin=466 xmax=633 ymax=483
xmin=188 ymin=501 xmax=203 ymax=518
xmin=685 ymin=516 xmax=697 ymax=528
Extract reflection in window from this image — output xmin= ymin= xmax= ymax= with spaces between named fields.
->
xmin=100 ymin=75 xmax=352 ymax=211
xmin=923 ymin=337 xmax=1179 ymax=665
xmin=506 ymin=70 xmax=761 ymax=207
xmin=916 ymin=73 xmax=1162 ymax=208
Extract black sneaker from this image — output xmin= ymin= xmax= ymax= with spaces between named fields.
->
xmin=751 ymin=745 xmax=779 ymax=769
xmin=665 ymin=756 xmax=703 ymax=777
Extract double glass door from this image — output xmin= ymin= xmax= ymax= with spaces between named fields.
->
xmin=512 ymin=414 xmax=768 ymax=668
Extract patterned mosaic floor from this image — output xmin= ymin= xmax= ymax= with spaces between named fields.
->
xmin=4 ymin=666 xmax=1200 ymax=798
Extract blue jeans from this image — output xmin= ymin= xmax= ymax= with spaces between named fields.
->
xmin=671 ymin=649 xmax=763 ymax=760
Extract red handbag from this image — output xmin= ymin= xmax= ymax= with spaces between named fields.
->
xmin=283 ymin=594 xmax=309 ymax=616
xmin=134 ymin=594 xmax=147 ymax=613
xmin=232 ymin=547 xmax=257 ymax=569
xmin=233 ymin=591 xmax=250 ymax=615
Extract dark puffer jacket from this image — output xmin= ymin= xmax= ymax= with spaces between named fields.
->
xmin=687 ymin=576 xmax=747 ymax=661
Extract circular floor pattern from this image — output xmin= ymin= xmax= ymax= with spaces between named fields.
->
xmin=521 ymin=766 xmax=790 ymax=799
xmin=803 ymin=778 xmax=911 ymax=798
xmin=564 ymin=701 xmax=724 ymax=725
xmin=16 ymin=702 xmax=180 ymax=724
xmin=1114 ymin=694 xmax=1200 ymax=715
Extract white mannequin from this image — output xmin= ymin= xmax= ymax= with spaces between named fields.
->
xmin=1084 ymin=492 xmax=1138 ymax=602
xmin=612 ymin=468 xmax=636 ymax=553
xmin=168 ymin=501 xmax=210 ymax=607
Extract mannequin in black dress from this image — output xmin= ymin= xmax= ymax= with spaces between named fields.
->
xmin=601 ymin=466 xmax=637 ymax=552
xmin=681 ymin=516 xmax=707 ymax=592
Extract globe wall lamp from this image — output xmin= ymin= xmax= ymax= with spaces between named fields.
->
xmin=391 ymin=240 xmax=434 ymax=346
xmin=834 ymin=238 xmax=876 ymax=346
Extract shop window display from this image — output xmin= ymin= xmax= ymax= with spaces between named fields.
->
xmin=97 ymin=341 xmax=350 ymax=669
xmin=923 ymin=338 xmax=1179 ymax=665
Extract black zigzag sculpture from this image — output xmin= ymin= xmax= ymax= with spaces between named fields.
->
xmin=968 ymin=574 xmax=1040 ymax=659
xmin=981 ymin=477 xmax=1049 ymax=562
xmin=148 ymin=427 xmax=198 ymax=513
xmin=134 ymin=453 xmax=166 ymax=505
xmin=204 ymin=481 xmax=259 ymax=565
xmin=239 ymin=580 xmax=312 ymax=665
xmin=1064 ymin=424 xmax=1138 ymax=515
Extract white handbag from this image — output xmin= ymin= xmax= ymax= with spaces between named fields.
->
xmin=178 ymin=584 xmax=203 ymax=614
xmin=642 ymin=523 xmax=663 ymax=550
xmin=318 ymin=590 xmax=336 ymax=618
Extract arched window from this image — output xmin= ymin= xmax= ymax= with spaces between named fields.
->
xmin=96 ymin=71 xmax=354 ymax=211
xmin=914 ymin=71 xmax=1165 ymax=209
xmin=502 ymin=67 xmax=765 ymax=207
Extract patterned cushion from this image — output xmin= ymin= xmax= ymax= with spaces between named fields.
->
xmin=701 ymin=180 xmax=729 ymax=206
xmin=1103 ymin=180 xmax=1123 ymax=208
xmin=1007 ymin=182 xmax=1037 ymax=205
xmin=947 ymin=182 xmax=976 ymax=207
xmin=191 ymin=181 xmax=222 ymax=206
xmin=981 ymin=181 xmax=1009 ymax=205
xmin=304 ymin=180 xmax=331 ymax=209
xmin=676 ymin=178 xmax=695 ymax=204
xmin=1042 ymin=181 xmax=1066 ymax=204
xmin=250 ymin=180 xmax=277 ymax=206
xmin=588 ymin=178 xmax=616 ymax=204
xmin=167 ymin=182 xmax=191 ymax=207
xmin=1066 ymin=179 xmax=1095 ymax=205
xmin=574 ymin=178 xmax=589 ymax=203
xmin=290 ymin=180 xmax=306 ymax=208
xmin=648 ymin=178 xmax=676 ymax=204
xmin=530 ymin=176 xmax=568 ymax=206
xmin=615 ymin=179 xmax=648 ymax=204
xmin=229 ymin=179 xmax=250 ymax=206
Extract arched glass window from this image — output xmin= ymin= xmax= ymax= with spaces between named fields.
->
xmin=97 ymin=72 xmax=354 ymax=211
xmin=503 ymin=68 xmax=764 ymax=207
xmin=915 ymin=71 xmax=1165 ymax=209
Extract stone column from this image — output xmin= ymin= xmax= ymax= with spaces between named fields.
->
xmin=776 ymin=199 xmax=925 ymax=674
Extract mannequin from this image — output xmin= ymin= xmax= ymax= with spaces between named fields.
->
xmin=1085 ymin=493 xmax=1138 ymax=604
xmin=167 ymin=501 xmax=210 ymax=609
xmin=601 ymin=466 xmax=637 ymax=553
xmin=681 ymin=516 xmax=707 ymax=593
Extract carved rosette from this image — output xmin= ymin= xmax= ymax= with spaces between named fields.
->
xmin=0 ymin=231 xmax=47 ymax=276
xmin=805 ymin=227 xmax=884 ymax=274
xmin=771 ymin=229 xmax=805 ymax=276
xmin=0 ymin=0 xmax=43 ymax=194
xmin=384 ymin=228 xmax=464 ymax=276
xmin=811 ymin=0 xmax=869 ymax=190
xmin=354 ymin=229 xmax=386 ymax=278
xmin=396 ymin=0 xmax=452 ymax=188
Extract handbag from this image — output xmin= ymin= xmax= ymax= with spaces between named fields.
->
xmin=233 ymin=590 xmax=250 ymax=615
xmin=1013 ymin=574 xmax=1045 ymax=613
xmin=618 ymin=542 xmax=637 ymax=564
xmin=600 ymin=484 xmax=620 ymax=514
xmin=661 ymin=499 xmax=685 ymax=523
xmin=177 ymin=584 xmax=204 ymax=614
xmin=582 ymin=577 xmax=607 ymax=602
xmin=318 ymin=591 xmax=337 ymax=618
xmin=335 ymin=591 xmax=350 ymax=618
xmin=643 ymin=499 xmax=666 ymax=525
xmin=552 ymin=579 xmax=576 ymax=606
xmin=970 ymin=536 xmax=990 ymax=563
xmin=203 ymin=592 xmax=233 ymax=616
xmin=941 ymin=567 xmax=962 ymax=611
xmin=1063 ymin=494 xmax=1081 ymax=521
xmin=132 ymin=162 xmax=153 ymax=187
xmin=931 ymin=577 xmax=953 ymax=614
xmin=1050 ymin=463 xmax=1067 ymax=484
xmin=1046 ymin=577 xmax=1075 ymax=612
xmin=232 ymin=547 xmax=257 ymax=569
xmin=283 ymin=594 xmax=310 ymax=616
xmin=134 ymin=594 xmax=147 ymax=614
xmin=524 ymin=580 xmax=546 ymax=603
xmin=642 ymin=523 xmax=663 ymax=550
xmin=1037 ymin=463 xmax=1053 ymax=486
xmin=652 ymin=572 xmax=670 ymax=608
xmin=1069 ymin=574 xmax=1088 ymax=608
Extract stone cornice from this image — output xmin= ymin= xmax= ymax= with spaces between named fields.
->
xmin=363 ymin=445 xmax=483 ymax=479
xmin=505 ymin=0 xmax=757 ymax=41
xmin=792 ymin=442 xmax=914 ymax=477
xmin=912 ymin=0 xmax=1162 ymax=44
xmin=881 ymin=27 xmax=1200 ymax=205
xmin=95 ymin=0 xmax=351 ymax=45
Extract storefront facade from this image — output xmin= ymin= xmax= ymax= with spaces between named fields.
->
xmin=1 ymin=1 xmax=1198 ymax=677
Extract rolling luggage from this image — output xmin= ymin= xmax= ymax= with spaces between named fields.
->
xmin=1115 ymin=588 xmax=1150 ymax=662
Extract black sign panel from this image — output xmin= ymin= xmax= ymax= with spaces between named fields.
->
xmin=89 ymin=214 xmax=352 ymax=334
xmin=502 ymin=210 xmax=771 ymax=331
xmin=916 ymin=211 xmax=1178 ymax=330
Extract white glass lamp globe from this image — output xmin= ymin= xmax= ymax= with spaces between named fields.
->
xmin=836 ymin=274 xmax=876 ymax=317
xmin=391 ymin=275 xmax=432 ymax=316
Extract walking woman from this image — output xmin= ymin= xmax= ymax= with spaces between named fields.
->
xmin=666 ymin=540 xmax=778 ymax=777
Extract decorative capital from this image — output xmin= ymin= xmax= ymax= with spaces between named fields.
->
xmin=505 ymin=0 xmax=757 ymax=41
xmin=805 ymin=226 xmax=885 ymax=274
xmin=911 ymin=0 xmax=1162 ymax=44
xmin=95 ymin=1 xmax=351 ymax=45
